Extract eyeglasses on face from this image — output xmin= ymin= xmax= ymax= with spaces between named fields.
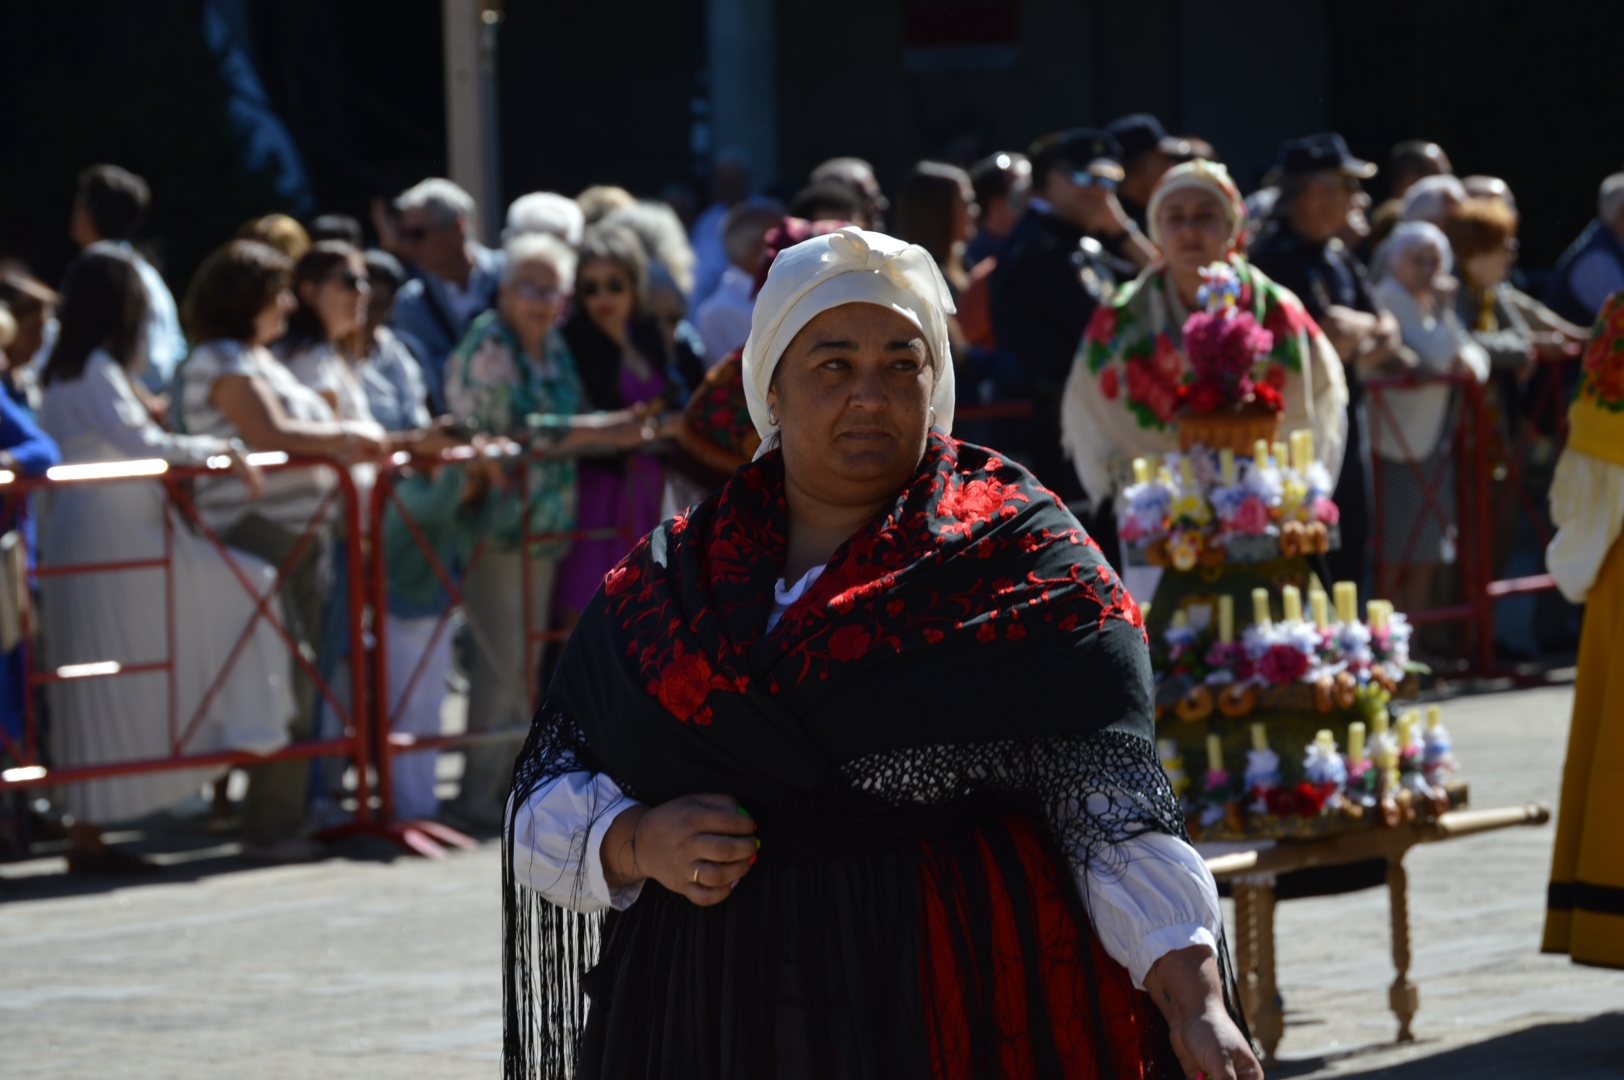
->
xmin=578 ymin=277 xmax=628 ymax=298
xmin=397 ymin=224 xmax=437 ymax=244
xmin=512 ymin=282 xmax=564 ymax=303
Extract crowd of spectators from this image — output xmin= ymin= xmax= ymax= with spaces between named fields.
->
xmin=1 ymin=123 xmax=1619 ymax=867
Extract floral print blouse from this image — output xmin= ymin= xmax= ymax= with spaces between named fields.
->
xmin=444 ymin=311 xmax=585 ymax=552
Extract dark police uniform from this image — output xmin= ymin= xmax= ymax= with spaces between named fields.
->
xmin=1250 ymin=131 xmax=1381 ymax=612
xmin=987 ymin=130 xmax=1135 ymax=518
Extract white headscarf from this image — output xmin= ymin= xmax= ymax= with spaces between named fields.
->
xmin=1382 ymin=220 xmax=1453 ymax=277
xmin=741 ymin=227 xmax=956 ymax=454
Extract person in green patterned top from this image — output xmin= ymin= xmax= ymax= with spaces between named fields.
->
xmin=440 ymin=232 xmax=646 ymax=828
xmin=1061 ymin=160 xmax=1348 ymax=528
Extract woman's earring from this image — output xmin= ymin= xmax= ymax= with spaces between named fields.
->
xmin=928 ymin=406 xmax=937 ymax=427
xmin=768 ymin=411 xmax=780 ymax=427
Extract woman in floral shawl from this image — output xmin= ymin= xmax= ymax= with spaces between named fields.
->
xmin=504 ymin=227 xmax=1258 ymax=1079
xmin=1061 ymin=161 xmax=1347 ymax=513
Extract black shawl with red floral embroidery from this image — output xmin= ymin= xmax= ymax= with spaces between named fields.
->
xmin=504 ymin=434 xmax=1210 ymax=1079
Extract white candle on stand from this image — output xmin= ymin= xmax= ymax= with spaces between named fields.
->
xmin=1282 ymin=585 xmax=1302 ymax=623
xmin=1217 ymin=595 xmax=1234 ymax=643
xmin=1207 ymin=733 xmax=1224 ymax=774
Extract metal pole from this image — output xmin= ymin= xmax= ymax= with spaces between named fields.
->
xmin=442 ymin=0 xmax=503 ymax=244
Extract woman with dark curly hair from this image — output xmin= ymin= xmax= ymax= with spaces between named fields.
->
xmin=505 ymin=226 xmax=1258 ymax=1080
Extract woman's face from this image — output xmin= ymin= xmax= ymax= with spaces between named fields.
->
xmin=1391 ymin=243 xmax=1443 ymax=296
xmin=252 ymin=288 xmax=296 ymax=347
xmin=1157 ymin=188 xmax=1230 ymax=274
xmin=577 ymin=256 xmax=635 ymax=337
xmin=1462 ymin=240 xmax=1514 ymax=289
xmin=5 ymin=308 xmax=48 ymax=370
xmin=498 ymin=259 xmax=565 ymax=345
xmin=768 ymin=302 xmax=935 ymax=507
xmin=301 ymin=253 xmax=370 ymax=341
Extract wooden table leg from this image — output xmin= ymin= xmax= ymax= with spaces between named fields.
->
xmin=1387 ymin=857 xmax=1420 ymax=1042
xmin=1233 ymin=878 xmax=1285 ymax=1062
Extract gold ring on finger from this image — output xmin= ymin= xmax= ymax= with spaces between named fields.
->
xmin=692 ymin=863 xmax=702 ymax=884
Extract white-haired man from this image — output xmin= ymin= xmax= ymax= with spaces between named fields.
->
xmin=389 ymin=177 xmax=504 ymax=412
xmin=1546 ymin=173 xmax=1624 ymax=327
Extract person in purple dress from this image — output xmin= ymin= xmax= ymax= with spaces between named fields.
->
xmin=556 ymin=225 xmax=702 ymax=621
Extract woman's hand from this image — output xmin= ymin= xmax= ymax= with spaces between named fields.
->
xmin=338 ymin=420 xmax=389 ymax=460
xmin=599 ymin=794 xmax=758 ymax=907
xmin=1143 ymin=945 xmax=1263 ymax=1080
xmin=227 ymin=444 xmax=264 ymax=500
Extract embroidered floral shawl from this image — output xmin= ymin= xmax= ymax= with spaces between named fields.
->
xmin=503 ymin=434 xmax=1212 ymax=1078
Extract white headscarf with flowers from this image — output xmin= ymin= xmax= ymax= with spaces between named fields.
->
xmin=741 ymin=226 xmax=957 ymax=455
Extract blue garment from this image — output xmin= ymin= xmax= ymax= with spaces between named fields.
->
xmin=0 ymin=390 xmax=60 ymax=480
xmin=0 ymin=392 xmax=57 ymax=745
xmin=1544 ymin=218 xmax=1624 ymax=328
xmin=359 ymin=327 xmax=432 ymax=434
xmin=387 ymin=244 xmax=504 ymax=415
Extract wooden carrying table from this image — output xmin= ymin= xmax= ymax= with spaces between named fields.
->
xmin=1203 ymin=803 xmax=1551 ymax=1062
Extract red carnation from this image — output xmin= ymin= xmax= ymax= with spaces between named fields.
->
xmin=1258 ymin=643 xmax=1310 ymax=685
xmin=1100 ymin=366 xmax=1120 ymax=400
xmin=1253 ymin=381 xmax=1285 ymax=414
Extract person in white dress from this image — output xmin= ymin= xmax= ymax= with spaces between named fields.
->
xmin=176 ymin=239 xmax=388 ymax=862
xmin=38 ymin=247 xmax=295 ymax=872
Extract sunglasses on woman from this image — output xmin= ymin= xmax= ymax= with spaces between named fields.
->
xmin=322 ymin=271 xmax=370 ymax=292
xmin=578 ymin=277 xmax=628 ymax=298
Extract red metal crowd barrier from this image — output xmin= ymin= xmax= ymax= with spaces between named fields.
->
xmin=1365 ymin=359 xmax=1568 ymax=676
xmin=0 ymin=377 xmax=1570 ymax=857
xmin=0 ymin=454 xmax=380 ymax=839
xmin=367 ymin=443 xmax=640 ymax=856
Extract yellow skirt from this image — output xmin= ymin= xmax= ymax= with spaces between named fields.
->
xmin=1543 ymin=530 xmax=1624 ymax=968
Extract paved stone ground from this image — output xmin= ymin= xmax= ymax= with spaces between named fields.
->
xmin=1 ymin=683 xmax=1618 ymax=1078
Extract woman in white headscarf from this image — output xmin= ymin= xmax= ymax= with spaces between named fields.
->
xmin=1368 ymin=222 xmax=1489 ymax=616
xmin=1062 ymin=160 xmax=1348 ymax=520
xmin=502 ymin=227 xmax=1258 ymax=1080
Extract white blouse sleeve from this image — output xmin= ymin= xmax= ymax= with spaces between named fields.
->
xmin=509 ymin=770 xmax=645 ymax=912
xmin=1546 ymin=447 xmax=1624 ymax=604
xmin=89 ymin=357 xmax=230 ymax=464
xmin=1080 ymin=830 xmax=1222 ymax=990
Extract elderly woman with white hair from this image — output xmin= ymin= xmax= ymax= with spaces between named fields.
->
xmin=1368 ymin=222 xmax=1490 ymax=618
xmin=440 ymin=232 xmax=648 ymax=828
xmin=1063 ymin=160 xmax=1347 ymax=559
xmin=504 ymin=192 xmax=586 ymax=249
xmin=504 ymin=226 xmax=1260 ymax=1079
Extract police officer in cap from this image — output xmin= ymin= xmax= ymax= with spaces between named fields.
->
xmin=1251 ymin=132 xmax=1400 ymax=592
xmin=989 ymin=128 xmax=1157 ymax=532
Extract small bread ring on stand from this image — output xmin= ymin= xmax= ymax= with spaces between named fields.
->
xmin=1313 ymin=675 xmax=1336 ymax=713
xmin=1304 ymin=521 xmax=1330 ymax=554
xmin=1217 ymin=683 xmax=1258 ymax=718
xmin=1333 ymin=671 xmax=1359 ymax=710
xmin=1175 ymin=685 xmax=1215 ymax=722
xmin=1278 ymin=521 xmax=1305 ymax=558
